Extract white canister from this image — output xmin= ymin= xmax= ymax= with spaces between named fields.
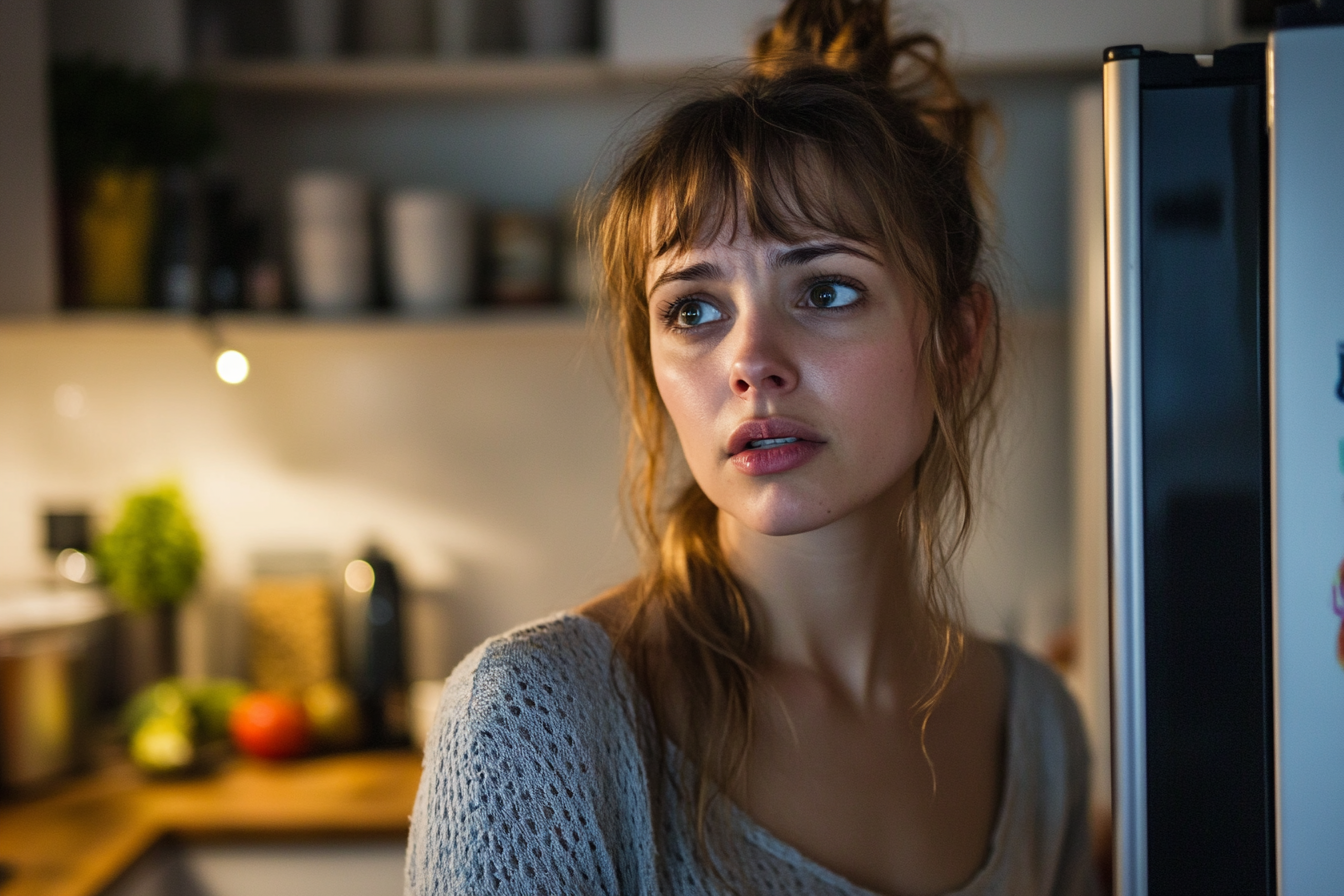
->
xmin=385 ymin=189 xmax=474 ymax=314
xmin=288 ymin=172 xmax=372 ymax=314
xmin=289 ymin=0 xmax=345 ymax=60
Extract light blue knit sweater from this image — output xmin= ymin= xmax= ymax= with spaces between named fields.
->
xmin=405 ymin=613 xmax=1096 ymax=895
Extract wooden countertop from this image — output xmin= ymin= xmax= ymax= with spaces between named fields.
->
xmin=0 ymin=750 xmax=423 ymax=896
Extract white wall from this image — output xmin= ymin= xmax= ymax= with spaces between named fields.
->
xmin=961 ymin=312 xmax=1072 ymax=646
xmin=0 ymin=0 xmax=56 ymax=314
xmin=0 ymin=315 xmax=633 ymax=675
xmin=1070 ymin=84 xmax=1110 ymax=809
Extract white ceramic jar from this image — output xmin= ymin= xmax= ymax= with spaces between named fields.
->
xmin=384 ymin=189 xmax=475 ymax=314
xmin=288 ymin=172 xmax=372 ymax=314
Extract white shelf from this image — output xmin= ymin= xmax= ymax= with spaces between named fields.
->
xmin=202 ymin=58 xmax=693 ymax=97
xmin=199 ymin=55 xmax=1103 ymax=101
xmin=0 ymin=306 xmax=590 ymax=332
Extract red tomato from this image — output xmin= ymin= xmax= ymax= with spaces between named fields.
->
xmin=229 ymin=692 xmax=312 ymax=760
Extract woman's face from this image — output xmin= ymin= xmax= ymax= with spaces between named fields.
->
xmin=646 ymin=226 xmax=937 ymax=537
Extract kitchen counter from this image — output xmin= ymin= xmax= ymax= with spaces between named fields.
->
xmin=0 ymin=751 xmax=423 ymax=896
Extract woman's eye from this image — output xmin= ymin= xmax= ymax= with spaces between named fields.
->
xmin=669 ymin=299 xmax=724 ymax=328
xmin=805 ymin=281 xmax=861 ymax=309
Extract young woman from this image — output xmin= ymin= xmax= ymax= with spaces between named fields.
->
xmin=406 ymin=1 xmax=1096 ymax=893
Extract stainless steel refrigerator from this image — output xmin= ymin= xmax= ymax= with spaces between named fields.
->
xmin=1104 ymin=5 xmax=1344 ymax=894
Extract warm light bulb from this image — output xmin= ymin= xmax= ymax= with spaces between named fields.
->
xmin=345 ymin=559 xmax=375 ymax=593
xmin=216 ymin=349 xmax=250 ymax=384
xmin=56 ymin=548 xmax=97 ymax=584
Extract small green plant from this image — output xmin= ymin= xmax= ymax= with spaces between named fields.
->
xmin=97 ymin=482 xmax=204 ymax=612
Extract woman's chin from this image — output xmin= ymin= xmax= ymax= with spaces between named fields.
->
xmin=721 ymin=499 xmax=843 ymax=539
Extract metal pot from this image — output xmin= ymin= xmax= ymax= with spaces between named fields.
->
xmin=0 ymin=588 xmax=108 ymax=790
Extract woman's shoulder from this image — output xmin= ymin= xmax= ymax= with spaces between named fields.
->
xmin=965 ymin=642 xmax=1098 ymax=895
xmin=998 ymin=641 xmax=1089 ymax=764
xmin=408 ymin=612 xmax=658 ymax=894
xmin=442 ymin=611 xmax=628 ymax=730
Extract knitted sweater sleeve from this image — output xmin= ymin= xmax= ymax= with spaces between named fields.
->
xmin=404 ymin=619 xmax=658 ymax=896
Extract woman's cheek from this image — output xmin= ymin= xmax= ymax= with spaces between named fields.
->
xmin=653 ymin=352 xmax=719 ymax=462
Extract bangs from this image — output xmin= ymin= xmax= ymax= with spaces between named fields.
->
xmin=609 ymin=75 xmax=935 ymax=287
xmin=643 ymin=120 xmax=888 ymax=261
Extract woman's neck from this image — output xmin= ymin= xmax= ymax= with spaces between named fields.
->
xmin=717 ymin=490 xmax=928 ymax=710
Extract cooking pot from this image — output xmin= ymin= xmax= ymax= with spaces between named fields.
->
xmin=0 ymin=588 xmax=109 ymax=790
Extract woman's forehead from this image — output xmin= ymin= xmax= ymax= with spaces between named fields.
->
xmin=643 ymin=226 xmax=884 ymax=292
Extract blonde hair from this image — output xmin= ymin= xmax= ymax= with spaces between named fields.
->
xmin=593 ymin=0 xmax=999 ymax=873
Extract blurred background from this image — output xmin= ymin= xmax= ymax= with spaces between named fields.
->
xmin=0 ymin=0 xmax=1279 ymax=893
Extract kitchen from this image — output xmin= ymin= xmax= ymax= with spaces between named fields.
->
xmin=0 ymin=0 xmax=1260 ymax=894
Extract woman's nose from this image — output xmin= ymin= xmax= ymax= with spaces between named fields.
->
xmin=729 ymin=315 xmax=798 ymax=398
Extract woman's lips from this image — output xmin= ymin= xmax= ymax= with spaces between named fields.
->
xmin=729 ymin=439 xmax=823 ymax=475
xmin=726 ymin=419 xmax=825 ymax=476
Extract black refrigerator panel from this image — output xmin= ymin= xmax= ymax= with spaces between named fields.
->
xmin=1105 ymin=44 xmax=1273 ymax=896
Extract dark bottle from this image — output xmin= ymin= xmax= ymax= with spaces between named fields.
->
xmin=359 ymin=545 xmax=409 ymax=747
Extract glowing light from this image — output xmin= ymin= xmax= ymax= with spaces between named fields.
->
xmin=216 ymin=349 xmax=250 ymax=384
xmin=56 ymin=548 xmax=97 ymax=584
xmin=54 ymin=384 xmax=86 ymax=419
xmin=345 ymin=559 xmax=375 ymax=593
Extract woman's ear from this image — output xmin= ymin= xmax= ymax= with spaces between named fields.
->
xmin=956 ymin=282 xmax=994 ymax=379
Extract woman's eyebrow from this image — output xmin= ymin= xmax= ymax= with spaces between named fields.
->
xmin=649 ymin=261 xmax=724 ymax=293
xmin=772 ymin=242 xmax=878 ymax=267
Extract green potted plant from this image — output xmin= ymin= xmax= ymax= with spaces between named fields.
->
xmin=96 ymin=482 xmax=205 ymax=678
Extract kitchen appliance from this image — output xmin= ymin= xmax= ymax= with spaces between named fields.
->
xmin=0 ymin=589 xmax=108 ymax=790
xmin=1104 ymin=5 xmax=1344 ymax=894
xmin=358 ymin=546 xmax=408 ymax=747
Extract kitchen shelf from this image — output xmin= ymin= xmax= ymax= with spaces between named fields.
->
xmin=199 ymin=55 xmax=1103 ymax=100
xmin=0 ymin=305 xmax=591 ymax=333
xmin=201 ymin=57 xmax=693 ymax=97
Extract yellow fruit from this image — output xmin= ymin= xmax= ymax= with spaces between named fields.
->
xmin=302 ymin=680 xmax=362 ymax=750
xmin=130 ymin=715 xmax=195 ymax=774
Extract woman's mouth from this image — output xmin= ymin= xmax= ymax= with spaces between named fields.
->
xmin=727 ymin=421 xmax=825 ymax=475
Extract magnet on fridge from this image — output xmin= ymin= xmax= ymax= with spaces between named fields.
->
xmin=1334 ymin=559 xmax=1344 ymax=668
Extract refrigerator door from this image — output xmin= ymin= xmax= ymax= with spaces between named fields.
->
xmin=1268 ymin=23 xmax=1344 ymax=896
xmin=1105 ymin=44 xmax=1273 ymax=896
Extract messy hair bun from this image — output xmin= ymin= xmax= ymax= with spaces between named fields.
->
xmin=596 ymin=0 xmax=999 ymax=882
xmin=753 ymin=0 xmax=982 ymax=173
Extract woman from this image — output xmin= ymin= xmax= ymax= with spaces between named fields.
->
xmin=406 ymin=1 xmax=1095 ymax=893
